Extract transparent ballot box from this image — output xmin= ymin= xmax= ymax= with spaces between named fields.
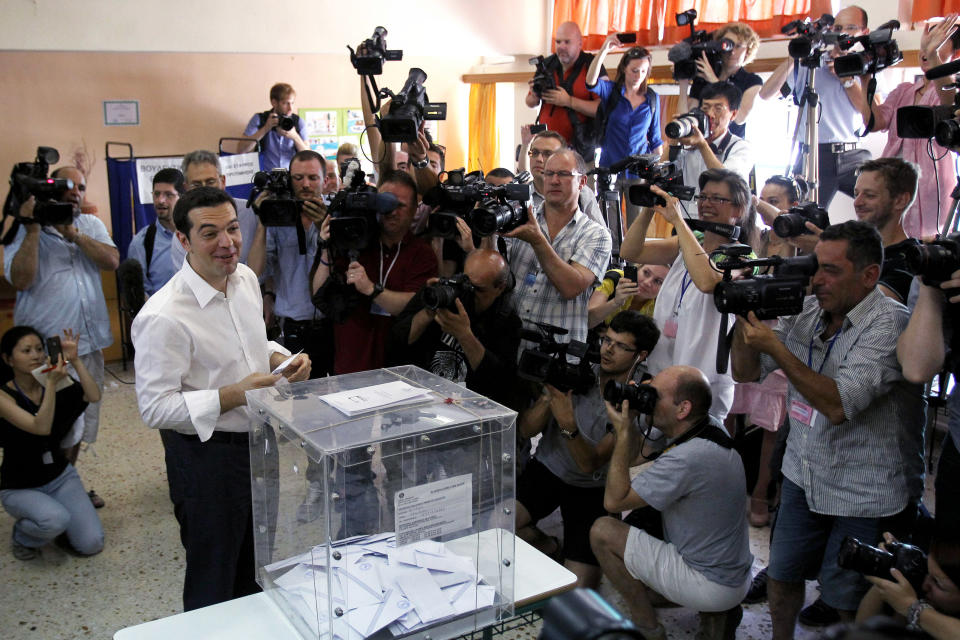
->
xmin=246 ymin=366 xmax=517 ymax=640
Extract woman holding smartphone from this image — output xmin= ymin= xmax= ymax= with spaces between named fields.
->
xmin=0 ymin=326 xmax=104 ymax=560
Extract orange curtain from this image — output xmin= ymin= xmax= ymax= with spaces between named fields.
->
xmin=468 ymin=83 xmax=499 ymax=174
xmin=913 ymin=0 xmax=960 ymax=20
xmin=553 ymin=0 xmax=826 ymax=50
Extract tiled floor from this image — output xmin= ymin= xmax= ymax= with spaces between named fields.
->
xmin=0 ymin=363 xmax=918 ymax=639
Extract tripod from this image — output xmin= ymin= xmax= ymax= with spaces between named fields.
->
xmin=592 ymin=167 xmax=625 ymax=262
xmin=785 ymin=54 xmax=825 ymax=205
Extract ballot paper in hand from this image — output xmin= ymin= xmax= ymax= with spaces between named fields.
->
xmin=319 ymin=380 xmax=432 ymax=416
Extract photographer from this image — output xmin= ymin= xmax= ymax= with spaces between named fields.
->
xmin=517 ymin=311 xmax=659 ymax=589
xmin=857 ymin=17 xmax=960 ymax=239
xmin=524 ymin=22 xmax=605 ymax=159
xmin=620 ymin=168 xmax=757 ymax=420
xmin=239 ymin=82 xmax=308 ymax=170
xmin=246 ymin=150 xmax=333 ymax=377
xmin=127 ymin=168 xmax=184 ymax=296
xmin=759 ymin=6 xmax=872 ymax=207
xmin=503 ymin=149 xmax=612 ymax=348
xmin=731 ymin=221 xmax=925 ymax=639
xmin=591 ymin=365 xmax=752 ymax=640
xmin=389 ymin=249 xmax=520 ymax=407
xmin=520 ymin=130 xmax=605 ymax=226
xmin=671 ymin=82 xmax=754 ymax=202
xmin=855 ymin=534 xmax=960 ymax=639
xmin=311 ymin=170 xmax=436 ymax=374
xmin=678 ymin=22 xmax=763 ymax=138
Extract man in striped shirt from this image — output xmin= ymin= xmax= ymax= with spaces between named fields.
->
xmin=731 ymin=220 xmax=925 ymax=640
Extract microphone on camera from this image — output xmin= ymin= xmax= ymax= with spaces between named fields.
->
xmin=926 ymin=58 xmax=960 ymax=80
xmin=875 ymin=19 xmax=901 ymax=32
xmin=667 ymin=41 xmax=692 ymax=63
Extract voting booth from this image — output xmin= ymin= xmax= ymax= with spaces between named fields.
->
xmin=246 ymin=366 xmax=518 ymax=640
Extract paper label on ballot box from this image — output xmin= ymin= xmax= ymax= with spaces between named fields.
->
xmin=394 ymin=474 xmax=472 ymax=547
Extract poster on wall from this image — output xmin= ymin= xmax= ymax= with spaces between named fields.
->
xmin=302 ymin=109 xmax=338 ymax=138
xmin=345 ymin=109 xmax=366 ymax=135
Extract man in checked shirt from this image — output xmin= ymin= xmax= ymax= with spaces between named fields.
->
xmin=731 ymin=220 xmax=925 ymax=640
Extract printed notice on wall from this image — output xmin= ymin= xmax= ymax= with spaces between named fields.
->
xmin=104 ymin=100 xmax=140 ymax=126
xmin=394 ymin=474 xmax=472 ymax=547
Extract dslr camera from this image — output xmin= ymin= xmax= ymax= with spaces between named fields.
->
xmin=517 ymin=323 xmax=600 ymax=394
xmin=378 ymin=68 xmax=447 ymax=144
xmin=248 ymin=169 xmax=300 ymax=226
xmin=603 ymin=380 xmax=658 ymax=414
xmin=348 ymin=26 xmax=402 ymax=76
xmin=902 ymin=233 xmax=960 ymax=288
xmin=838 ymin=536 xmax=928 ymax=594
xmin=422 ymin=273 xmax=475 ymax=312
xmin=667 ymin=10 xmax=734 ymax=81
xmin=5 ymin=146 xmax=75 ymax=227
xmin=529 ymin=55 xmax=558 ymax=97
xmin=772 ymin=202 xmax=830 ymax=238
xmin=665 ymin=107 xmax=711 ymax=140
xmin=712 ymin=243 xmax=819 ymax=319
xmin=424 ymin=169 xmax=532 ymax=238
xmin=833 ymin=21 xmax=903 ymax=78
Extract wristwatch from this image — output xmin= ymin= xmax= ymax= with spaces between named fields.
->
xmin=412 ymin=157 xmax=429 ymax=169
xmin=906 ymin=599 xmax=932 ymax=631
xmin=560 ymin=428 xmax=580 ymax=440
xmin=368 ymin=282 xmax=385 ymax=301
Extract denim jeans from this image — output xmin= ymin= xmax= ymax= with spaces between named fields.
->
xmin=0 ymin=464 xmax=104 ymax=554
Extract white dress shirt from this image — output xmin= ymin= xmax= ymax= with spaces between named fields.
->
xmin=131 ymin=257 xmax=287 ymax=441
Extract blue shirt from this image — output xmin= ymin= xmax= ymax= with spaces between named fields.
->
xmin=4 ymin=215 xmax=116 ymax=356
xmin=244 ymin=113 xmax=309 ymax=170
xmin=589 ymin=78 xmax=663 ymax=170
xmin=265 ymin=223 xmax=322 ymax=322
xmin=127 ymin=223 xmax=178 ymax=296
xmin=788 ymin=66 xmax=861 ymax=144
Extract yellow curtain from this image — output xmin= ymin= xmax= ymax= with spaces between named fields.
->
xmin=468 ymin=83 xmax=499 ymax=174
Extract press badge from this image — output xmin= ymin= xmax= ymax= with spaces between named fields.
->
xmin=663 ymin=316 xmax=678 ymax=338
xmin=370 ymin=302 xmax=391 ymax=317
xmin=42 ymin=451 xmax=54 ymax=465
xmin=523 ymin=271 xmax=537 ymax=287
xmin=789 ymin=399 xmax=817 ymax=426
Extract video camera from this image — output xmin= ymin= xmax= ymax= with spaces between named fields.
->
xmin=833 ymin=20 xmax=902 ymax=78
xmin=422 ymin=273 xmax=475 ymax=312
xmin=898 ymin=58 xmax=960 ymax=148
xmin=665 ymin=107 xmax=711 ymax=140
xmin=529 ymin=55 xmax=558 ymax=97
xmin=603 ymin=380 xmax=658 ymax=414
xmin=902 ymin=233 xmax=960 ymax=289
xmin=517 ymin=322 xmax=600 ymax=394
xmin=782 ymin=14 xmax=842 ymax=64
xmin=378 ymin=68 xmax=447 ymax=144
xmin=595 ymin=154 xmax=694 ymax=208
xmin=667 ymin=10 xmax=734 ymax=81
xmin=348 ymin=26 xmax=402 ymax=76
xmin=327 ymin=159 xmax=399 ymax=255
xmin=772 ymin=202 xmax=830 ymax=238
xmin=424 ymin=169 xmax=532 ymax=239
xmin=838 ymin=536 xmax=928 ymax=594
xmin=5 ymin=146 xmax=75 ymax=228
xmin=712 ymin=243 xmax=819 ymax=319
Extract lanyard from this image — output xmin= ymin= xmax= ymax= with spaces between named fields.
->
xmin=13 ymin=379 xmax=44 ymax=409
xmin=675 ymin=271 xmax=694 ymax=313
xmin=379 ymin=241 xmax=402 ymax=287
xmin=807 ymin=320 xmax=842 ymax=374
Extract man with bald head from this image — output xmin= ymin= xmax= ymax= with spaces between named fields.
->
xmin=5 ymin=166 xmax=119 ymax=505
xmin=591 ymin=364 xmax=753 ymax=640
xmin=391 ymin=249 xmax=522 ymax=407
xmin=525 ymin=21 xmax=606 ymax=159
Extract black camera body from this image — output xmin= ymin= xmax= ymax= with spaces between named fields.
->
xmin=772 ymin=202 xmax=830 ymax=238
xmin=838 ymin=536 xmax=928 ymax=594
xmin=422 ymin=273 xmax=475 ymax=312
xmin=529 ymin=55 xmax=558 ymax=97
xmin=783 ymin=14 xmax=843 ymax=66
xmin=603 ymin=379 xmax=658 ymax=414
xmin=665 ymin=107 xmax=711 ymax=140
xmin=326 ymin=159 xmax=398 ymax=254
xmin=621 ymin=156 xmax=695 ymax=208
xmin=425 ymin=169 xmax=532 ymax=238
xmin=833 ymin=25 xmax=903 ymax=78
xmin=248 ymin=169 xmax=301 ymax=227
xmin=518 ymin=323 xmax=600 ymax=394
xmin=348 ymin=26 xmax=403 ymax=76
xmin=903 ymin=233 xmax=960 ymax=288
xmin=667 ymin=10 xmax=733 ymax=81
xmin=379 ymin=68 xmax=447 ymax=144
xmin=7 ymin=146 xmax=76 ymax=227
xmin=713 ymin=244 xmax=819 ymax=319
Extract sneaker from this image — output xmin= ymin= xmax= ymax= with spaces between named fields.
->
xmin=296 ymin=480 xmax=325 ymax=524
xmin=87 ymin=490 xmax=105 ymax=509
xmin=11 ymin=532 xmax=38 ymax=561
xmin=799 ymin=596 xmax=840 ymax=627
xmin=742 ymin=567 xmax=768 ymax=604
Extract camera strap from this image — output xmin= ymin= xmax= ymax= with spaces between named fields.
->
xmin=647 ymin=416 xmax=733 ymax=461
xmin=859 ymin=76 xmax=878 ymax=136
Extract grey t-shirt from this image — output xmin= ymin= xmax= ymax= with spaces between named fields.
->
xmin=631 ymin=432 xmax=753 ymax=587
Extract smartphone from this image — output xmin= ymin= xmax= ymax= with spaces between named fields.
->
xmin=529 ymin=123 xmax=547 ymax=134
xmin=46 ymin=336 xmax=62 ymax=366
xmin=623 ymin=264 xmax=638 ymax=282
xmin=617 ymin=32 xmax=638 ymax=44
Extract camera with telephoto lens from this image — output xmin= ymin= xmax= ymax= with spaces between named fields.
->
xmin=782 ymin=14 xmax=843 ymax=63
xmin=902 ymin=234 xmax=960 ymax=288
xmin=838 ymin=536 xmax=928 ymax=594
xmin=517 ymin=322 xmax=600 ymax=394
xmin=712 ymin=243 xmax=819 ymax=319
xmin=667 ymin=10 xmax=734 ymax=81
xmin=326 ymin=159 xmax=399 ymax=253
xmin=247 ymin=169 xmax=300 ymax=226
xmin=833 ymin=21 xmax=903 ymax=78
xmin=348 ymin=26 xmax=403 ymax=76
xmin=665 ymin=107 xmax=711 ymax=140
xmin=5 ymin=146 xmax=76 ymax=228
xmin=617 ymin=155 xmax=695 ymax=208
xmin=529 ymin=55 xmax=558 ymax=98
xmin=603 ymin=380 xmax=658 ymax=414
xmin=424 ymin=169 xmax=531 ymax=238
xmin=772 ymin=202 xmax=830 ymax=238
xmin=422 ymin=273 xmax=475 ymax=312
xmin=378 ymin=68 xmax=447 ymax=143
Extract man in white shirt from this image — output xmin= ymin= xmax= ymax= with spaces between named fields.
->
xmin=132 ymin=187 xmax=310 ymax=611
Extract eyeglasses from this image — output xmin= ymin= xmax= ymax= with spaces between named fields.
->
xmin=542 ymin=170 xmax=582 ymax=179
xmin=694 ymin=194 xmax=733 ymax=206
xmin=600 ymin=336 xmax=637 ymax=353
xmin=699 ymin=103 xmax=729 ymax=115
xmin=528 ymin=149 xmax=555 ymax=158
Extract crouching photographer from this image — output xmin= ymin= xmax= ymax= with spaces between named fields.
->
xmin=516 ymin=311 xmax=659 ymax=590
xmin=389 ymin=249 xmax=521 ymax=408
xmin=590 ymin=364 xmax=752 ymax=640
